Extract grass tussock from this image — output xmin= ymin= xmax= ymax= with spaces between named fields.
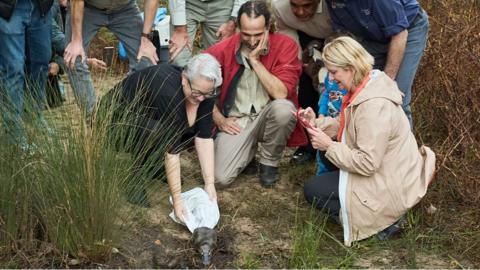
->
xmin=0 ymin=74 xmax=179 ymax=267
xmin=414 ymin=0 xmax=480 ymax=264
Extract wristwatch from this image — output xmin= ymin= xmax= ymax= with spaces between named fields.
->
xmin=141 ymin=32 xmax=152 ymax=40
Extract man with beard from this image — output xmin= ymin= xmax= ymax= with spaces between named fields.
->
xmin=205 ymin=0 xmax=307 ymax=187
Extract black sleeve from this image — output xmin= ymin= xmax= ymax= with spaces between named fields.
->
xmin=167 ymin=99 xmax=215 ymax=154
xmin=195 ymin=98 xmax=215 ymax=139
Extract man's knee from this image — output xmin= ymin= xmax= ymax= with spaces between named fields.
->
xmin=268 ymin=99 xmax=296 ymax=127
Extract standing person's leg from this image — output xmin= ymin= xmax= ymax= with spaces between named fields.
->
xmin=202 ymin=0 xmax=233 ymax=48
xmin=395 ymin=9 xmax=429 ymax=128
xmin=0 ymin=0 xmax=28 ymax=143
xmin=304 ymin=170 xmax=340 ymax=216
xmin=170 ymin=0 xmax=204 ymax=67
xmin=25 ymin=4 xmax=52 ymax=112
xmin=65 ymin=5 xmax=104 ymax=118
xmin=108 ymin=1 xmax=151 ymax=72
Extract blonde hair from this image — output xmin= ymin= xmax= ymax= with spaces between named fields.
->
xmin=321 ymin=36 xmax=374 ymax=88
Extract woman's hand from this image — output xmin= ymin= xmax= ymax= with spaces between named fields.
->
xmin=172 ymin=197 xmax=188 ymax=223
xmin=294 ymin=107 xmax=316 ymax=128
xmin=299 ymin=107 xmax=316 ymax=121
xmin=307 ymin=126 xmax=333 ymax=151
xmin=204 ymin=183 xmax=217 ymax=202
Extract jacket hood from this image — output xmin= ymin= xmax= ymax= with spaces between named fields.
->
xmin=351 ymin=71 xmax=404 ymax=107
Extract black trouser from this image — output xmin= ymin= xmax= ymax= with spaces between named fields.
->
xmin=303 ymin=170 xmax=340 ymax=216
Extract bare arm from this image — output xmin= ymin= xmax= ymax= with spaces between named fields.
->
xmin=384 ymin=29 xmax=408 ymax=80
xmin=137 ymin=0 xmax=159 ymax=63
xmin=249 ymin=31 xmax=288 ymax=99
xmin=165 ymin=152 xmax=188 ymax=222
xmin=63 ymin=0 xmax=85 ymax=69
xmin=195 ymin=137 xmax=217 ymax=201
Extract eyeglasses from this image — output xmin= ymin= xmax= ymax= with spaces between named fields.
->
xmin=188 ymin=79 xmax=219 ymax=99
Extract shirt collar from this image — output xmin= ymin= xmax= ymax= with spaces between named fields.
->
xmin=316 ymin=0 xmax=323 ymax=13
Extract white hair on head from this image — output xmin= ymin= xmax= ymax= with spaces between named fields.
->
xmin=184 ymin=53 xmax=223 ymax=87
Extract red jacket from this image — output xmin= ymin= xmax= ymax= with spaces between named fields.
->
xmin=205 ymin=32 xmax=307 ymax=147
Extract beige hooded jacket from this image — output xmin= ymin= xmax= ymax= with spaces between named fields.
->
xmin=324 ymin=71 xmax=436 ymax=246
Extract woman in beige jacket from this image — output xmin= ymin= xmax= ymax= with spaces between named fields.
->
xmin=298 ymin=36 xmax=436 ymax=246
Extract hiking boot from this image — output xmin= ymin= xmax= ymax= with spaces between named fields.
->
xmin=377 ymin=215 xmax=407 ymax=241
xmin=259 ymin=164 xmax=279 ymax=187
xmin=241 ymin=159 xmax=258 ymax=176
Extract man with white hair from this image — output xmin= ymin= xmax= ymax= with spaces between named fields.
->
xmin=107 ymin=54 xmax=222 ymax=217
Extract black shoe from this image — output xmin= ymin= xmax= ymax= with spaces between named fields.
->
xmin=259 ymin=164 xmax=279 ymax=187
xmin=241 ymin=159 xmax=258 ymax=176
xmin=377 ymin=216 xmax=406 ymax=241
xmin=291 ymin=147 xmax=316 ymax=164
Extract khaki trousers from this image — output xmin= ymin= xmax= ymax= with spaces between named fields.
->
xmin=214 ymin=99 xmax=296 ymax=186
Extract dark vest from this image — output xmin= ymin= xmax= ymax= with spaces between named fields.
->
xmin=0 ymin=0 xmax=53 ymax=21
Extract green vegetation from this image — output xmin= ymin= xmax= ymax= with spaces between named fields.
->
xmin=0 ymin=76 xmax=178 ymax=266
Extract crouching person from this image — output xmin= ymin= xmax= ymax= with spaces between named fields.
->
xmin=104 ymin=54 xmax=221 ymax=219
xmin=205 ymin=0 xmax=307 ymax=187
xmin=299 ymin=37 xmax=436 ymax=245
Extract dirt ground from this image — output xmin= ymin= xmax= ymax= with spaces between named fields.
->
xmin=55 ymin=73 xmax=468 ymax=269
xmin=101 ymin=149 xmax=462 ymax=269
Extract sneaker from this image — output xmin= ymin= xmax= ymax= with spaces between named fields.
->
xmin=259 ymin=164 xmax=279 ymax=187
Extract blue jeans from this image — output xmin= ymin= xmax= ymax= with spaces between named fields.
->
xmin=360 ymin=9 xmax=429 ymax=128
xmin=65 ymin=0 xmax=152 ymax=118
xmin=0 ymin=0 xmax=52 ymax=142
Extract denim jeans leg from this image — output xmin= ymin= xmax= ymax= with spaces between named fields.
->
xmin=108 ymin=1 xmax=152 ymax=71
xmin=25 ymin=5 xmax=52 ymax=112
xmin=396 ymin=10 xmax=429 ymax=128
xmin=0 ymin=2 xmax=28 ymax=142
xmin=65 ymin=6 xmax=103 ymax=118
